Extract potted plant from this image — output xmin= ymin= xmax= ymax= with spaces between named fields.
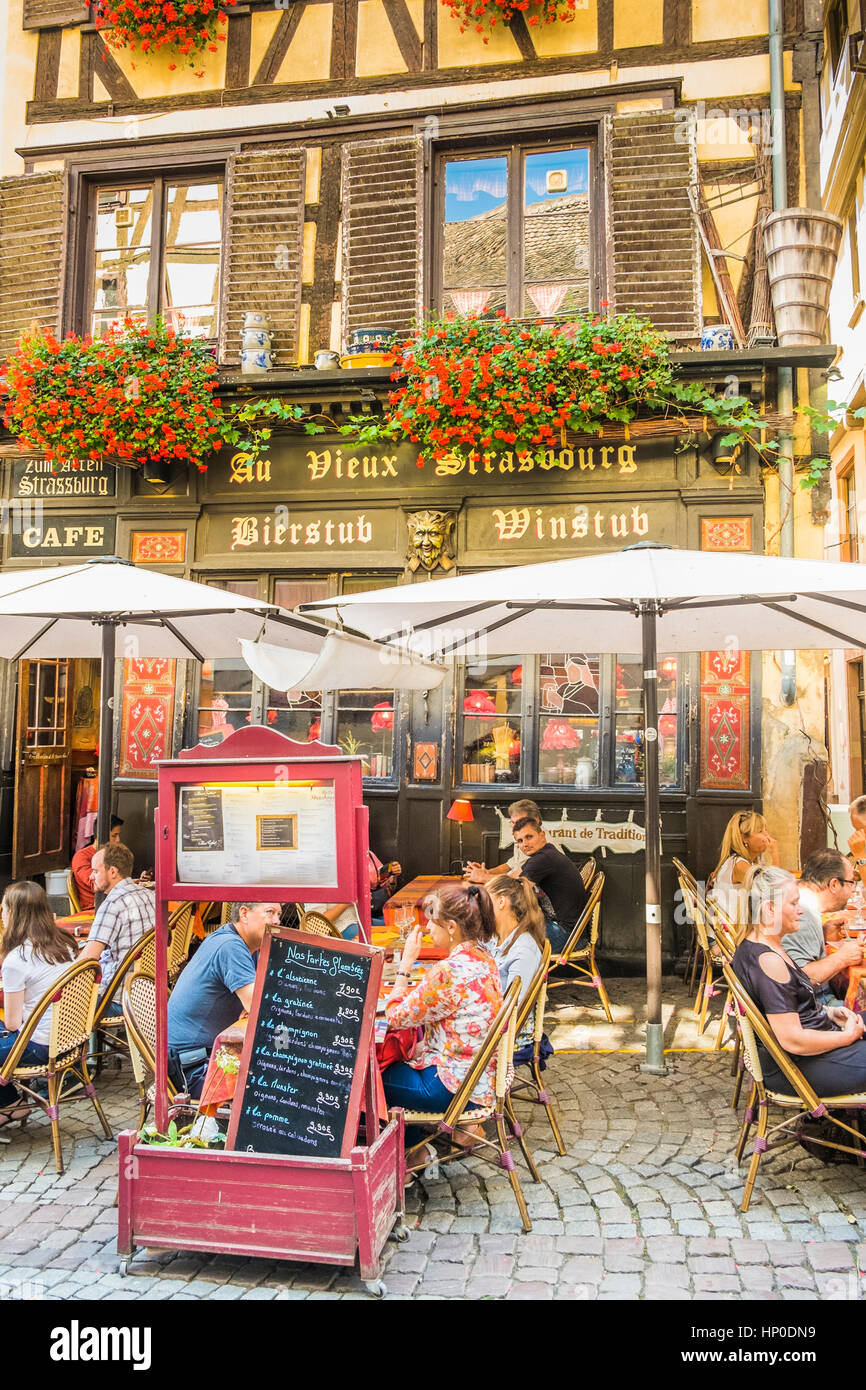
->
xmin=0 ymin=317 xmax=224 ymax=472
xmin=442 ymin=0 xmax=579 ymax=38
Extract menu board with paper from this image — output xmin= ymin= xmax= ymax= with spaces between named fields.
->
xmin=175 ymin=780 xmax=337 ymax=887
xmin=226 ymin=929 xmax=382 ymax=1158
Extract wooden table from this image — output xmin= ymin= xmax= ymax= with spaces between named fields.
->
xmin=383 ymin=875 xmax=463 ymax=929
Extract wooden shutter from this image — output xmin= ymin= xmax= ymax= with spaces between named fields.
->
xmin=23 ymin=0 xmax=89 ymax=28
xmin=0 ymin=172 xmax=66 ymax=360
xmin=608 ymin=110 xmax=701 ymax=343
xmin=342 ymin=135 xmax=422 ymax=345
xmin=220 ymin=148 xmax=305 ymax=367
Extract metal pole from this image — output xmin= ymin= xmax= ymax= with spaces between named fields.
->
xmin=640 ymin=602 xmax=667 ymax=1075
xmin=96 ymin=620 xmax=116 ymax=854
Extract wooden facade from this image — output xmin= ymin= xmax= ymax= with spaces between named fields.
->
xmin=0 ymin=0 xmax=833 ymax=964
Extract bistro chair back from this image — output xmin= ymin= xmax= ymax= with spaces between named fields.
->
xmin=166 ymin=903 xmax=196 ymax=984
xmin=507 ymin=941 xmax=566 ymax=1155
xmin=122 ymin=972 xmax=178 ymax=1130
xmin=580 ymin=858 xmax=596 ymax=889
xmin=399 ymin=979 xmax=537 ymax=1231
xmin=66 ymin=871 xmax=82 ymax=915
xmin=672 ymin=856 xmax=702 ymax=991
xmin=723 ymin=963 xmax=866 ymax=1210
xmin=0 ymin=957 xmax=112 ymax=1173
xmin=90 ymin=927 xmax=157 ymax=1069
xmin=298 ymin=910 xmax=343 ymax=939
xmin=546 ymin=873 xmax=611 ymax=1020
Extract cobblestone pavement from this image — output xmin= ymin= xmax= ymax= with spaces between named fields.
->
xmin=3 ymin=986 xmax=866 ymax=1300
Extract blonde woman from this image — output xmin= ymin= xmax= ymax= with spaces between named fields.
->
xmin=708 ymin=810 xmax=778 ymax=924
xmin=731 ymin=865 xmax=866 ymax=1094
xmin=486 ymin=875 xmax=552 ymax=1060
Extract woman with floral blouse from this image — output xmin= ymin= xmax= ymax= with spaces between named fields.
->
xmin=383 ymin=883 xmax=503 ymax=1146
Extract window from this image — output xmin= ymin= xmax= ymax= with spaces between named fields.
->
xmin=537 ymin=653 xmax=600 ymax=786
xmin=461 ymin=656 xmax=523 ymax=784
xmin=437 ymin=141 xmax=593 ymax=319
xmin=196 ymin=578 xmax=259 ymax=741
xmin=827 ymin=0 xmax=849 ymax=76
xmin=89 ymin=176 xmax=223 ymax=340
xmin=457 ymin=653 xmax=683 ymax=790
xmin=25 ymin=660 xmax=67 ymax=748
xmin=840 ymin=467 xmax=859 ymax=562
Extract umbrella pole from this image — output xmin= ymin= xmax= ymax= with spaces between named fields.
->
xmin=96 ymin=620 xmax=117 ymax=854
xmin=639 ymin=602 xmax=667 ymax=1077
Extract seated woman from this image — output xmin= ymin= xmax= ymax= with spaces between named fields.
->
xmin=731 ymin=865 xmax=866 ymax=1095
xmin=708 ymin=810 xmax=779 ymax=925
xmin=383 ymin=883 xmax=503 ymax=1147
xmin=0 ymin=881 xmax=78 ymax=1130
xmin=486 ymin=875 xmax=545 ymax=1050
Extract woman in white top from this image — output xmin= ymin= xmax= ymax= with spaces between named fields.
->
xmin=0 ymin=880 xmax=76 ymax=1125
xmin=486 ymin=875 xmax=546 ymax=1049
xmin=708 ymin=810 xmax=779 ymax=926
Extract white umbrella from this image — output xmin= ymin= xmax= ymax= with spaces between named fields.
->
xmin=239 ymin=632 xmax=445 ymax=692
xmin=301 ymin=542 xmax=866 ymax=1074
xmin=0 ymin=556 xmax=440 ymax=853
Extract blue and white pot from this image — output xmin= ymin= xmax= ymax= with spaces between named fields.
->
xmin=241 ymin=348 xmax=275 ymax=374
xmin=700 ymin=325 xmax=735 ymax=351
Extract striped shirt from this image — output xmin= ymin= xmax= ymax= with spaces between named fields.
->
xmin=89 ymin=878 xmax=155 ymax=995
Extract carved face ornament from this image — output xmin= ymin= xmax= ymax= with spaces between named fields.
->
xmin=406 ymin=509 xmax=456 ymax=572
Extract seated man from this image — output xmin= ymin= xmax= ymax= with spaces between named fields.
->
xmin=465 ymin=798 xmax=567 ymax=883
xmin=167 ymin=901 xmax=281 ymax=1097
xmin=780 ymin=848 xmax=862 ymax=1006
xmin=78 ymin=842 xmax=155 ymax=1012
xmin=70 ymin=817 xmax=123 ymax=912
xmin=513 ymin=815 xmax=588 ymax=954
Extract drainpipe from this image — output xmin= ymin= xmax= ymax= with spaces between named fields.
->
xmin=770 ymin=0 xmax=797 ymax=705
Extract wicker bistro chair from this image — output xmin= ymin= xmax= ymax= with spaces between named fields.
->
xmin=166 ymin=904 xmax=197 ymax=985
xmin=66 ymin=870 xmax=83 ymax=916
xmin=398 ymin=980 xmax=536 ymax=1232
xmin=506 ymin=941 xmax=566 ymax=1156
xmin=672 ymin=857 xmax=702 ymax=992
xmin=546 ymin=872 xmax=610 ymax=1020
xmin=0 ymin=958 xmax=112 ymax=1174
xmin=722 ymin=963 xmax=866 ymax=1211
xmin=297 ymin=910 xmax=343 ymax=939
xmin=579 ymin=858 xmax=596 ymax=890
xmin=121 ymin=973 xmax=179 ymax=1130
xmin=90 ymin=928 xmax=156 ymax=1069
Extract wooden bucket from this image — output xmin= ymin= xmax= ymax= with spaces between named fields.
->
xmin=764 ymin=208 xmax=843 ymax=345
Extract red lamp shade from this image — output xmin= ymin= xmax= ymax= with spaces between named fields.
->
xmin=371 ymin=701 xmax=394 ymax=732
xmin=464 ymin=690 xmax=497 ymax=715
xmin=541 ymin=719 xmax=581 ymax=751
xmin=447 ymin=799 xmax=474 ymax=824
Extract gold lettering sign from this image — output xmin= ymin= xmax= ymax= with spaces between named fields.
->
xmin=435 ymin=445 xmax=638 ymax=478
xmin=230 ymin=511 xmax=374 ymax=551
xmin=490 ymin=504 xmax=649 ymax=544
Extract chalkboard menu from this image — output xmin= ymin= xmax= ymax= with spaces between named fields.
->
xmin=227 ymin=929 xmax=381 ymax=1159
xmin=180 ymin=787 xmax=225 ymax=852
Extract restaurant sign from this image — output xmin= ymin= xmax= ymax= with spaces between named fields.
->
xmin=10 ymin=514 xmax=116 ymax=557
xmin=12 ymin=457 xmax=117 ymax=498
xmin=199 ymin=506 xmax=399 ymax=560
xmin=497 ymin=808 xmax=647 ymax=855
xmin=466 ymin=500 xmax=676 ymax=551
xmin=205 ymin=436 xmax=673 ymax=499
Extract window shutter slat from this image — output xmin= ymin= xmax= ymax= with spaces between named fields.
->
xmin=609 ymin=111 xmax=701 ymax=343
xmin=342 ymin=135 xmax=422 ymax=344
xmin=219 ymin=148 xmax=305 ymax=366
xmin=0 ymin=172 xmax=65 ymax=359
xmin=22 ymin=0 xmax=88 ymax=28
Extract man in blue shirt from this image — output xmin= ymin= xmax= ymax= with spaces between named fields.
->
xmin=167 ymin=901 xmax=281 ymax=1097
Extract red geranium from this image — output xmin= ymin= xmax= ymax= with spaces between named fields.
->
xmin=0 ymin=317 xmax=223 ymax=470
xmin=442 ymin=0 xmax=576 ymax=38
xmin=94 ymin=0 xmax=236 ymax=66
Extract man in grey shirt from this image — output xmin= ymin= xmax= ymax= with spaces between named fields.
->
xmin=781 ymin=849 xmax=862 ymax=1006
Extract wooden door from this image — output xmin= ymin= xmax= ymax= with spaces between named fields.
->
xmin=12 ymin=659 xmax=73 ymax=877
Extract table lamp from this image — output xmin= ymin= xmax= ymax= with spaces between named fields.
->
xmin=447 ymin=798 xmax=474 ymax=866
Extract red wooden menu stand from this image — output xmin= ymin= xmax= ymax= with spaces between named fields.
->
xmin=116 ymin=727 xmax=408 ymax=1296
